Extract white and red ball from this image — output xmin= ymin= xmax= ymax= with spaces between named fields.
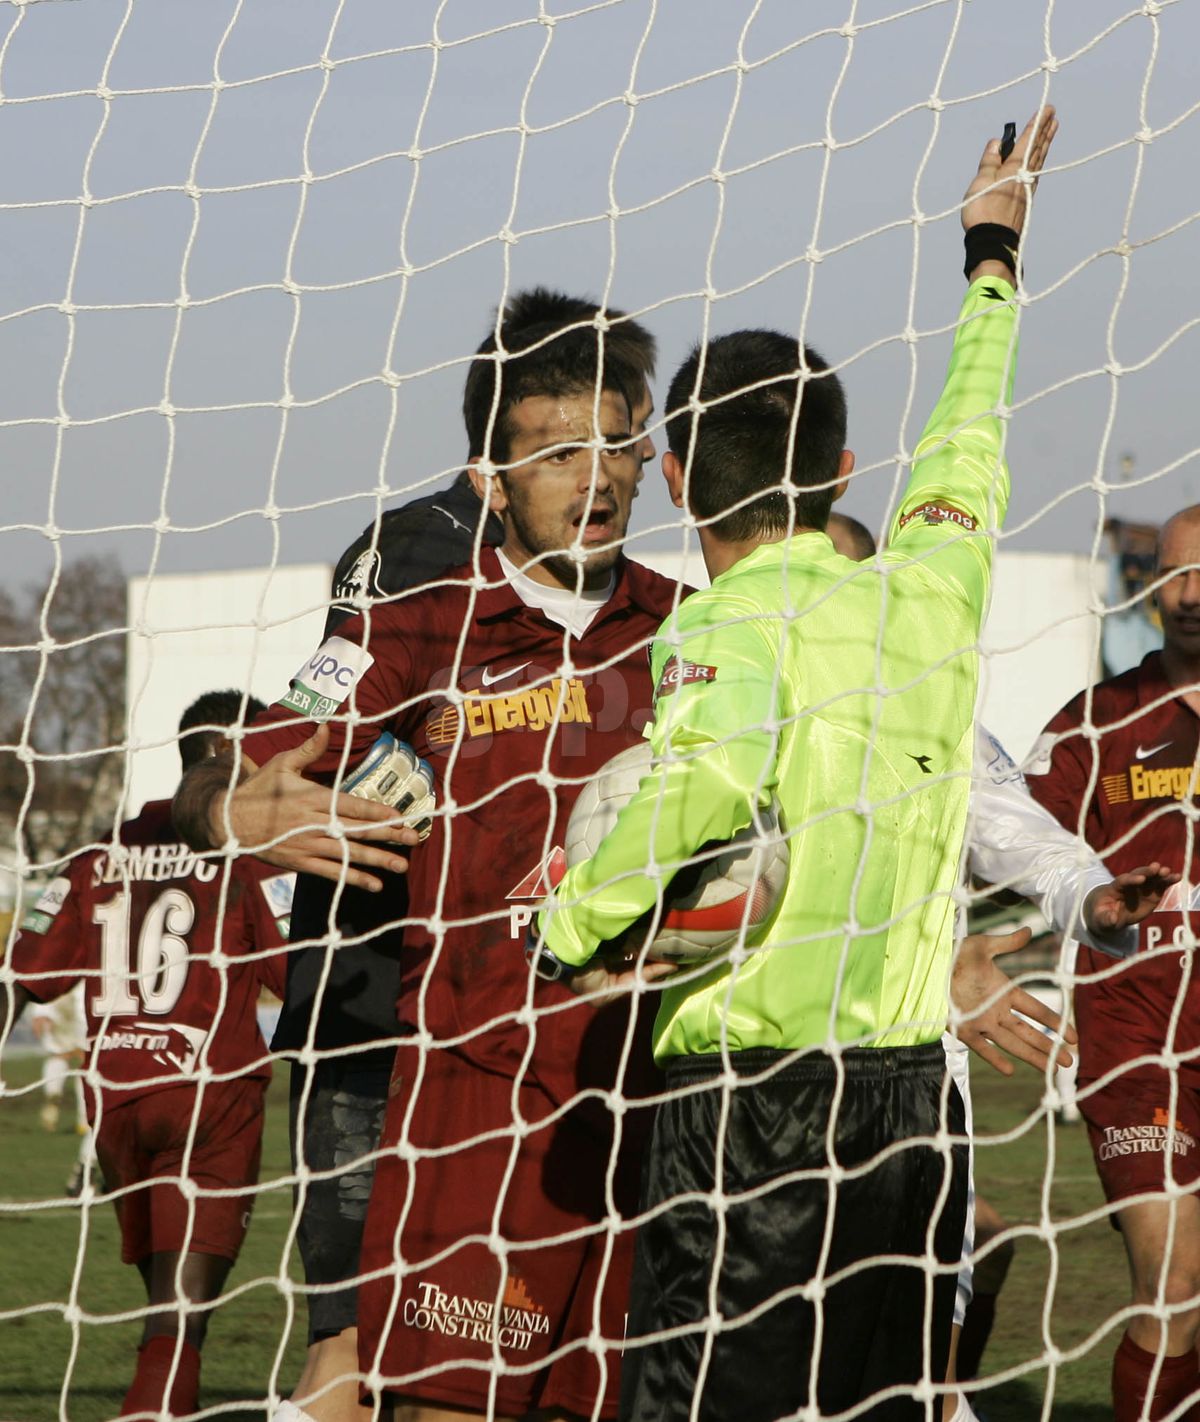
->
xmin=565 ymin=741 xmax=789 ymax=964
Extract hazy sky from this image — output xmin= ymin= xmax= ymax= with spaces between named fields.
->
xmin=2 ymin=0 xmax=1199 ymax=595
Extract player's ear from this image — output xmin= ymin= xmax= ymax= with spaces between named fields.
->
xmin=468 ymin=458 xmax=507 ymax=515
xmin=830 ymin=449 xmax=855 ymax=505
xmin=662 ymin=450 xmax=686 ymax=510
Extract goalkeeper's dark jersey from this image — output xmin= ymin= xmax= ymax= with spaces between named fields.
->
xmin=326 ymin=472 xmax=502 ymax=635
xmin=12 ymin=801 xmax=290 ymax=1104
xmin=249 ymin=548 xmax=680 ymax=1098
xmin=274 ymin=473 xmax=500 ymax=1054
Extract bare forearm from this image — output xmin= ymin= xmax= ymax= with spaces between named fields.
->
xmin=172 ymin=751 xmax=244 ymax=851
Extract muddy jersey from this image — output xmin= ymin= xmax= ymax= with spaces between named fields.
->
xmin=12 ymin=801 xmax=292 ymax=1104
xmin=1026 ymin=651 xmax=1200 ymax=1080
xmin=248 ymin=548 xmax=680 ymax=1100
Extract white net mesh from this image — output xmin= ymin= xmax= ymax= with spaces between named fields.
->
xmin=3 ymin=2 xmax=1200 ymax=1419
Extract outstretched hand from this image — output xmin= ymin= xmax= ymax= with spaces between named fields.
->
xmin=950 ymin=926 xmax=1077 ymax=1077
xmin=962 ymin=106 xmax=1058 ymax=237
xmin=1084 ymin=862 xmax=1179 ymax=934
xmin=567 ymin=953 xmax=678 ymax=1004
xmin=218 ymin=724 xmax=419 ymax=892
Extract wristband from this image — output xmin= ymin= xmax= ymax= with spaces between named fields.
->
xmin=963 ymin=223 xmax=1020 ymax=283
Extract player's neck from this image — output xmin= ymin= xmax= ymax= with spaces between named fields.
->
xmin=699 ymin=525 xmax=822 ymax=581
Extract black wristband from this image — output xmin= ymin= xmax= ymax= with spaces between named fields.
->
xmin=963 ymin=223 xmax=1020 ymax=282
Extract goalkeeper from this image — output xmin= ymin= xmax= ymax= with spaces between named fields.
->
xmin=534 ymin=110 xmax=1058 ymax=1421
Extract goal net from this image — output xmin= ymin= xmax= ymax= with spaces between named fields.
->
xmin=2 ymin=1 xmax=1197 ymax=1419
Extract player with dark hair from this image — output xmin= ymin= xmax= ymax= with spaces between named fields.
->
xmin=5 ymin=690 xmax=291 ymax=1420
xmin=326 ymin=288 xmax=657 ymax=628
xmin=248 ymin=291 xmax=660 ymax=1422
xmin=1027 ymin=503 xmax=1200 ymax=1420
xmin=174 ymin=299 xmax=681 ymax=1420
xmin=533 ymin=111 xmax=1059 ymax=1420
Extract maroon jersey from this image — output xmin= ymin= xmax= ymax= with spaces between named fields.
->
xmin=13 ymin=801 xmax=292 ymax=1105
xmin=249 ymin=548 xmax=680 ymax=1101
xmin=1026 ymin=651 xmax=1200 ymax=1080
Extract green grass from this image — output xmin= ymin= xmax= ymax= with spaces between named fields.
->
xmin=0 ymin=1055 xmax=1123 ymax=1420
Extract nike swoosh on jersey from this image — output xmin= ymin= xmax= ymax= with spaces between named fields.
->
xmin=1135 ymin=740 xmax=1174 ymax=760
xmin=480 ymin=662 xmax=531 ymax=687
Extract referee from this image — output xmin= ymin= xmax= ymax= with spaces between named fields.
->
xmin=534 ymin=109 xmax=1058 ymax=1421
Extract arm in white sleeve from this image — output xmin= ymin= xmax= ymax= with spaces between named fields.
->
xmin=968 ymin=725 xmax=1135 ymax=959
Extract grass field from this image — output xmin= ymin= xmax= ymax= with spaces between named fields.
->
xmin=0 ymin=1054 xmax=1124 ymax=1420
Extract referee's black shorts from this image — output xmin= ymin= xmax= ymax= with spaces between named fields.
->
xmin=621 ymin=1043 xmax=967 ymax=1422
xmin=288 ymin=1048 xmax=393 ymax=1345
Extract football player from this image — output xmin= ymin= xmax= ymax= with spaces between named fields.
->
xmin=1028 ymin=504 xmax=1200 ymax=1420
xmin=6 ymin=690 xmax=292 ymax=1419
xmin=173 ymin=305 xmax=682 ymax=1421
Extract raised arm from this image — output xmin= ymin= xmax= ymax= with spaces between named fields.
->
xmin=889 ymin=108 xmax=1057 ymax=614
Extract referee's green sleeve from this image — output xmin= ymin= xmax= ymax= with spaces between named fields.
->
xmin=888 ymin=275 xmax=1017 ymax=621
xmin=539 ymin=605 xmax=779 ymax=968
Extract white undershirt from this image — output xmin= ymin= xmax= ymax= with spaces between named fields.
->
xmin=496 ymin=548 xmax=615 ymax=640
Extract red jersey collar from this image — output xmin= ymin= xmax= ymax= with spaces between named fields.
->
xmin=471 ymin=545 xmax=673 ymax=626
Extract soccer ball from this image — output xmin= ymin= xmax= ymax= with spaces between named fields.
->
xmin=565 ymin=741 xmax=789 ymax=965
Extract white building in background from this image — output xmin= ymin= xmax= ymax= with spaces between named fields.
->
xmin=125 ymin=564 xmax=332 ymax=813
xmin=124 ymin=549 xmax=1105 ymax=813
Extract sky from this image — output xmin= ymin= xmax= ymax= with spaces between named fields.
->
xmin=2 ymin=0 xmax=1199 ymax=595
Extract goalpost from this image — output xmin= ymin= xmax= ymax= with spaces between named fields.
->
xmin=2 ymin=2 xmax=1198 ymax=1418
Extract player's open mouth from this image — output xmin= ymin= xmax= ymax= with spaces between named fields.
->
xmin=574 ymin=508 xmax=614 ymax=545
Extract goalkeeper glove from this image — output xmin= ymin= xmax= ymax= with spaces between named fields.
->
xmin=342 ymin=733 xmax=436 ymax=840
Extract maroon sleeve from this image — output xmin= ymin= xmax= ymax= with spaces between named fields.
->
xmin=1025 ymin=697 xmax=1104 ymax=849
xmin=243 ymin=609 xmax=415 ymax=780
xmin=10 ymin=861 xmax=90 ymax=1004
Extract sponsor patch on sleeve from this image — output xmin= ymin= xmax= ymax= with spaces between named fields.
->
xmin=280 ymin=636 xmax=376 ymax=722
xmin=898 ymin=501 xmax=977 ymax=533
xmin=21 ymin=875 xmax=72 ymax=934
xmin=333 ymin=548 xmax=383 ymax=606
xmin=259 ymin=872 xmax=296 ymax=919
xmin=655 ymin=656 xmax=718 ymax=699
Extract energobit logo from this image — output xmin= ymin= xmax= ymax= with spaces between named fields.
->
xmin=1103 ymin=764 xmax=1199 ymax=804
xmin=425 ymin=679 xmax=591 ymax=747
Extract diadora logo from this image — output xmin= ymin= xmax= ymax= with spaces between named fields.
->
xmin=425 ymin=679 xmax=591 ymax=748
xmin=1103 ymin=763 xmax=1199 ymax=805
xmin=281 ymin=636 xmax=376 ymax=722
xmin=655 ymin=656 xmax=717 ymax=699
xmin=402 ymin=1276 xmax=551 ymax=1353
xmin=506 ymin=848 xmax=566 ymax=939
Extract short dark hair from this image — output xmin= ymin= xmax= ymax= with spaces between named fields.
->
xmin=827 ymin=511 xmax=877 ymax=560
xmin=463 ymin=287 xmax=655 ymax=464
xmin=664 ymin=330 xmax=847 ymax=541
xmin=178 ymin=689 xmax=266 ymax=772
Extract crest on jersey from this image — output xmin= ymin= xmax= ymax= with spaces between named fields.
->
xmin=507 ymin=848 xmax=567 ymax=900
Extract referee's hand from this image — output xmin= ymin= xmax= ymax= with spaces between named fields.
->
xmin=950 ymin=927 xmax=1077 ymax=1077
